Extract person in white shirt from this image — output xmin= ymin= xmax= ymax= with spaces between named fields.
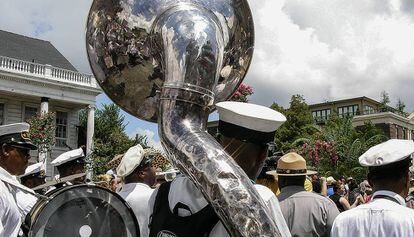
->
xmin=51 ymin=147 xmax=87 ymax=187
xmin=331 ymin=139 xmax=414 ymax=237
xmin=0 ymin=123 xmax=38 ymax=237
xmin=19 ymin=162 xmax=46 ymax=190
xmin=148 ymin=102 xmax=291 ymax=237
xmin=117 ymin=144 xmax=157 ymax=237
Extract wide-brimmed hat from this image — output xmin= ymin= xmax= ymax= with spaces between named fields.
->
xmin=267 ymin=152 xmax=317 ymax=176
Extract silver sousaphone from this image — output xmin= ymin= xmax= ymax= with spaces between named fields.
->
xmin=86 ymin=0 xmax=284 ymax=236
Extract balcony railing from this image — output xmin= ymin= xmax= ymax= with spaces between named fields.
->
xmin=0 ymin=55 xmax=97 ymax=88
xmin=313 ymin=108 xmax=401 ymax=123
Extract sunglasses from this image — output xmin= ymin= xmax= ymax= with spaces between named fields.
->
xmin=7 ymin=145 xmax=31 ymax=157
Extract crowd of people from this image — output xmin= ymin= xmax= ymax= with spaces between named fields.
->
xmin=1 ymin=101 xmax=414 ymax=237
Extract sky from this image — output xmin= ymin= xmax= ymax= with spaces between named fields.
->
xmin=1 ymin=0 xmax=413 ymax=149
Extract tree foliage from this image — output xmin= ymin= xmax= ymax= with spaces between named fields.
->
xmin=270 ymin=95 xmax=387 ymax=181
xmin=396 ymin=98 xmax=408 ymax=117
xmin=295 ymin=116 xmax=387 ymax=181
xmin=79 ymin=104 xmax=152 ymax=175
xmin=272 ymin=95 xmax=316 ymax=151
xmin=379 ymin=90 xmax=390 ymax=111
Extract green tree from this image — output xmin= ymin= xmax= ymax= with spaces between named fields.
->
xmin=296 ymin=116 xmax=387 ymax=181
xmin=272 ymin=95 xmax=316 ymax=151
xmin=396 ymin=98 xmax=408 ymax=117
xmin=79 ymin=104 xmax=151 ymax=175
xmin=379 ymin=90 xmax=390 ymax=111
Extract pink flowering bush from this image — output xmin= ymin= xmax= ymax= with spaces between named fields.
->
xmin=27 ymin=112 xmax=56 ymax=152
xmin=230 ymin=83 xmax=253 ymax=102
xmin=294 ymin=117 xmax=387 ymax=181
xmin=299 ymin=139 xmax=339 ymax=168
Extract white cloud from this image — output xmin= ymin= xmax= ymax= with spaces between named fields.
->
xmin=129 ymin=127 xmax=163 ymax=151
xmin=0 ymin=0 xmax=93 ymax=73
xmin=1 ymin=0 xmax=413 ymax=125
xmin=245 ymin=0 xmax=414 ymax=111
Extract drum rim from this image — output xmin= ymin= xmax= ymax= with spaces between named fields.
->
xmin=27 ymin=184 xmax=140 ymax=237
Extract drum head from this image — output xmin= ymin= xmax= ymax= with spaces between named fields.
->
xmin=28 ymin=185 xmax=139 ymax=237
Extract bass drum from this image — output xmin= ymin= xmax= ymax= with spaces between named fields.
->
xmin=25 ymin=184 xmax=139 ymax=237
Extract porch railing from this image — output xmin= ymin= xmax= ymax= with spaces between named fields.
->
xmin=0 ymin=55 xmax=97 ymax=88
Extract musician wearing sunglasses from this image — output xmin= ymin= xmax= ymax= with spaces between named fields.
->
xmin=0 ymin=123 xmax=37 ymax=237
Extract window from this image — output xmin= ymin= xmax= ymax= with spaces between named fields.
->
xmin=312 ymin=109 xmax=331 ymax=123
xmin=24 ymin=106 xmax=38 ymax=122
xmin=337 ymin=105 xmax=359 ymax=118
xmin=55 ymin=111 xmax=68 ymax=148
xmin=363 ymin=105 xmax=375 ymax=115
xmin=0 ymin=104 xmax=4 ymax=125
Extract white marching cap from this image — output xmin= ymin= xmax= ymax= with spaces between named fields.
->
xmin=51 ymin=148 xmax=84 ymax=167
xmin=216 ymin=101 xmax=286 ymax=132
xmin=20 ymin=162 xmax=45 ymax=178
xmin=117 ymin=144 xmax=145 ymax=178
xmin=359 ymin=139 xmax=414 ymax=167
xmin=0 ymin=123 xmax=30 ymax=136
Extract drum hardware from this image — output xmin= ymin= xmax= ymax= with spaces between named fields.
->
xmin=32 ymin=172 xmax=86 ymax=191
xmin=24 ymin=184 xmax=140 ymax=237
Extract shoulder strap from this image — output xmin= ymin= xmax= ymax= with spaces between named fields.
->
xmin=150 ymin=182 xmax=172 ymax=225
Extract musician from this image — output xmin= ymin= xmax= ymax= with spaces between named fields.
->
xmin=19 ymin=162 xmax=46 ymax=190
xmin=0 ymin=123 xmax=37 ymax=237
xmin=331 ymin=139 xmax=414 ymax=236
xmin=117 ymin=144 xmax=157 ymax=237
xmin=148 ymin=102 xmax=291 ymax=237
xmin=50 ymin=147 xmax=86 ymax=188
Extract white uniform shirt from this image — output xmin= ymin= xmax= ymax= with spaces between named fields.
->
xmin=117 ymin=182 xmax=154 ymax=237
xmin=331 ymin=190 xmax=414 ymax=237
xmin=0 ymin=167 xmax=23 ymax=237
xmin=16 ymin=190 xmax=38 ymax=216
xmin=148 ymin=176 xmax=291 ymax=237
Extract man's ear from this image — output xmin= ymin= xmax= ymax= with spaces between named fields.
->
xmin=1 ymin=144 xmax=10 ymax=157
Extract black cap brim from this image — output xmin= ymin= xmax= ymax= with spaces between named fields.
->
xmin=9 ymin=141 xmax=38 ymax=150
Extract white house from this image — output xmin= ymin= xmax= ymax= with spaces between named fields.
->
xmin=0 ymin=29 xmax=102 ymax=176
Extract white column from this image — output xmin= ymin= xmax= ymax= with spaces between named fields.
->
xmin=39 ymin=97 xmax=52 ymax=179
xmin=86 ymin=104 xmax=95 ymax=181
xmin=40 ymin=97 xmax=49 ymax=115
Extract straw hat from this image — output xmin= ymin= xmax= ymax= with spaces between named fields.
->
xmin=267 ymin=152 xmax=316 ymax=176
